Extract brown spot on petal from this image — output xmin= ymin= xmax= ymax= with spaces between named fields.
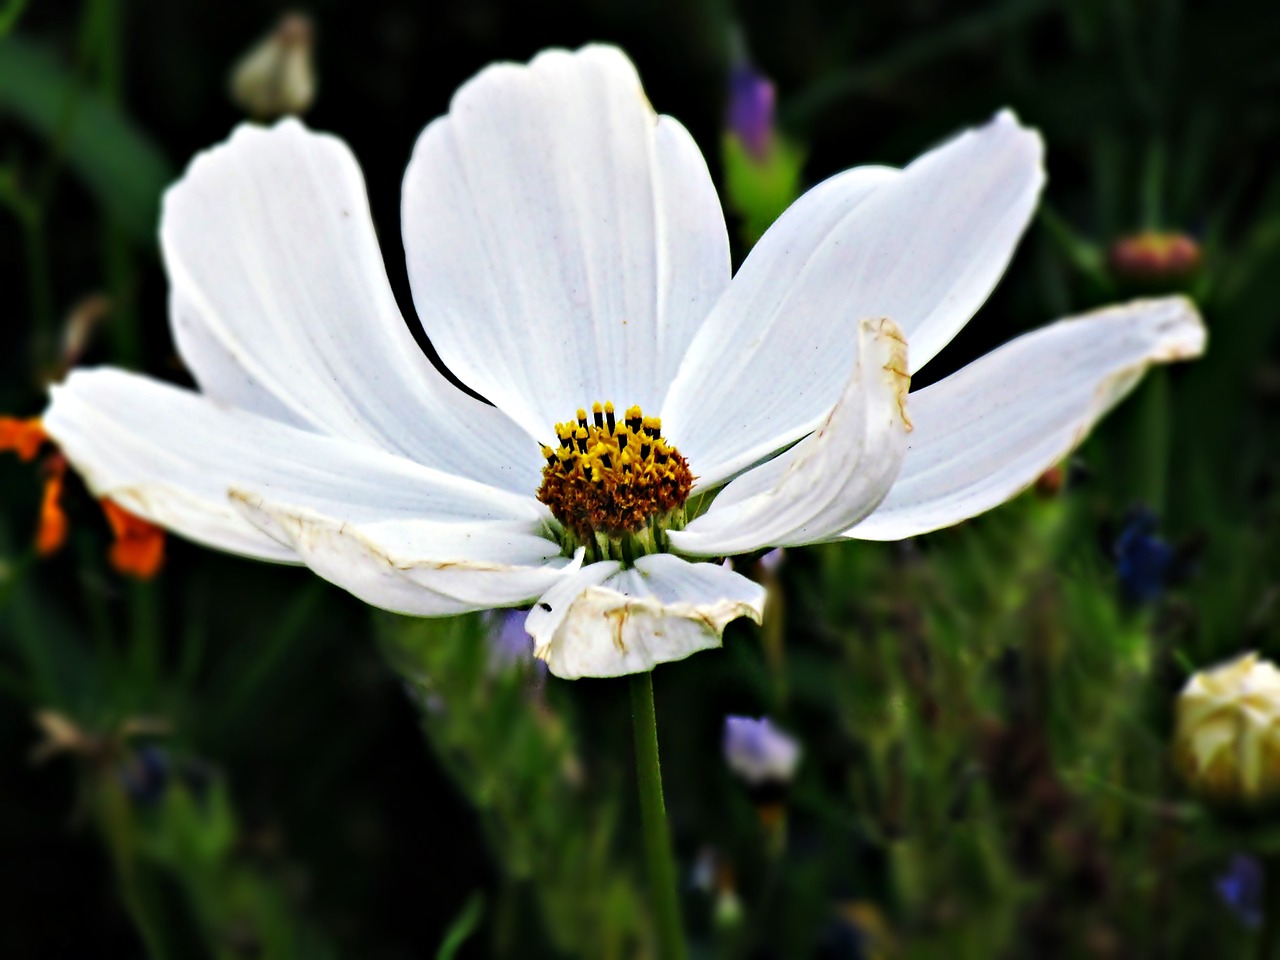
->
xmin=606 ymin=605 xmax=631 ymax=652
xmin=873 ymin=318 xmax=913 ymax=431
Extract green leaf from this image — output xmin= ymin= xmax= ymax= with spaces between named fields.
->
xmin=435 ymin=892 xmax=485 ymax=960
xmin=0 ymin=0 xmax=29 ymax=38
xmin=0 ymin=35 xmax=173 ymax=242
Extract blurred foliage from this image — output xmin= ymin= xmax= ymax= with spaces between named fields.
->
xmin=0 ymin=34 xmax=173 ymax=244
xmin=3 ymin=0 xmax=1280 ymax=957
xmin=382 ymin=613 xmax=649 ymax=958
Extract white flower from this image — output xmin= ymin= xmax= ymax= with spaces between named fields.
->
xmin=1175 ymin=653 xmax=1280 ymax=804
xmin=42 ymin=46 xmax=1205 ymax=679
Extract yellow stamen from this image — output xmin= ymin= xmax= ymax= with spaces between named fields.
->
xmin=537 ymin=401 xmax=693 ymax=542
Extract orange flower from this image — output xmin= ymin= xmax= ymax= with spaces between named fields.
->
xmin=36 ymin=456 xmax=69 ymax=556
xmin=2 ymin=416 xmax=164 ymax=577
xmin=0 ymin=417 xmax=48 ymax=462
xmin=100 ymin=499 xmax=166 ymax=578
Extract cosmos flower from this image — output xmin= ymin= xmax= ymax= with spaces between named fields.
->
xmin=41 ymin=46 xmax=1204 ymax=679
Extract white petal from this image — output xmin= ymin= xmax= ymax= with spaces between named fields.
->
xmin=42 ymin=369 xmax=544 ymax=562
xmin=846 ymin=296 xmax=1206 ymax=541
xmin=669 ymin=317 xmax=911 ymax=556
xmin=663 ymin=111 xmax=1043 ymax=489
xmin=402 ymin=45 xmax=730 ymax=440
xmin=527 ymin=553 xmax=765 ymax=679
xmin=163 ymin=118 xmax=540 ymax=495
xmin=232 ymin=496 xmax=580 ymax=616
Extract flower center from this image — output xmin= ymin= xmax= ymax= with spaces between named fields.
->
xmin=537 ymin=401 xmax=693 ymax=563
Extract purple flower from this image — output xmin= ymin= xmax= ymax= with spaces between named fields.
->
xmin=486 ymin=609 xmax=548 ymax=685
xmin=727 ymin=63 xmax=776 ymax=160
xmin=1216 ymin=854 xmax=1264 ymax=929
xmin=723 ymin=715 xmax=800 ymax=785
xmin=489 ymin=609 xmax=533 ymax=666
xmin=757 ymin=547 xmax=785 ymax=575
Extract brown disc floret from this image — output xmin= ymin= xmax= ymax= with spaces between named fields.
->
xmin=537 ymin=401 xmax=694 ymax=542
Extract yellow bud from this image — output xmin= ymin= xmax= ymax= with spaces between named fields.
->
xmin=230 ymin=13 xmax=317 ymax=122
xmin=1174 ymin=653 xmax=1280 ymax=805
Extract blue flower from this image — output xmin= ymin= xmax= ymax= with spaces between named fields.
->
xmin=723 ymin=715 xmax=800 ymax=785
xmin=118 ymin=745 xmax=170 ymax=807
xmin=1216 ymin=854 xmax=1264 ymax=929
xmin=727 ymin=62 xmax=776 ymax=160
xmin=1114 ymin=507 xmax=1175 ymax=604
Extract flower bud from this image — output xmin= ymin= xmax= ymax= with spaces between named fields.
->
xmin=1034 ymin=463 xmax=1065 ymax=497
xmin=721 ymin=54 xmax=805 ymax=245
xmin=230 ymin=13 xmax=316 ymax=121
xmin=714 ymin=888 xmax=745 ymax=930
xmin=1175 ymin=653 xmax=1280 ymax=805
xmin=1108 ymin=230 xmax=1202 ymax=285
xmin=60 ymin=294 xmax=110 ymax=373
xmin=727 ymin=62 xmax=776 ymax=161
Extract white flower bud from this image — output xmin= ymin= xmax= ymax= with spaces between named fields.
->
xmin=1175 ymin=653 xmax=1280 ymax=804
xmin=230 ymin=13 xmax=316 ymax=121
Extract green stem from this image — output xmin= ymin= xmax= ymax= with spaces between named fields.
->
xmin=98 ymin=782 xmax=173 ymax=959
xmin=761 ymin=571 xmax=788 ymax=708
xmin=1138 ymin=368 xmax=1170 ymax=514
xmin=129 ymin=578 xmax=161 ymax=692
xmin=629 ymin=672 xmax=688 ymax=960
xmin=25 ymin=208 xmax=54 ymax=362
xmin=92 ymin=0 xmax=140 ymax=365
xmin=1142 ymin=139 xmax=1167 ymax=231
